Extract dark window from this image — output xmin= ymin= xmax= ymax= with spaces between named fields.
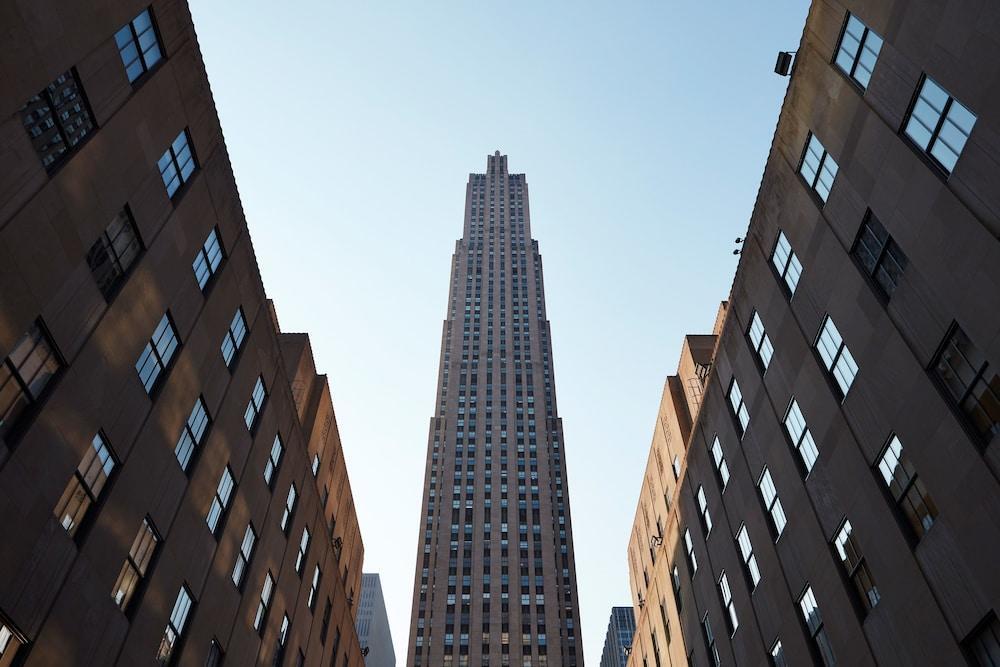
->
xmin=159 ymin=129 xmax=197 ymax=199
xmin=932 ymin=325 xmax=1000 ymax=442
xmin=156 ymin=586 xmax=194 ymax=664
xmin=87 ymin=208 xmax=142 ymax=300
xmin=135 ymin=313 xmax=179 ymax=394
xmin=175 ymin=397 xmax=210 ymax=471
xmin=833 ymin=519 xmax=880 ymax=613
xmin=834 ymin=13 xmax=883 ymax=89
xmin=0 ymin=613 xmax=27 ymax=664
xmin=799 ymin=132 xmax=839 ymax=202
xmin=799 ymin=587 xmax=835 ymax=666
xmin=701 ymin=614 xmax=720 ymax=667
xmin=320 ymin=599 xmax=333 ymax=643
xmin=876 ymin=434 xmax=937 ymax=538
xmin=115 ymin=8 xmax=163 ymax=83
xmin=206 ymin=466 xmax=235 ymax=535
xmin=205 ymin=639 xmax=224 ymax=667
xmin=193 ymin=228 xmax=224 ymax=290
xmin=1 ymin=321 xmax=62 ymax=440
xmin=263 ymin=434 xmax=284 ymax=488
xmin=965 ymin=612 xmax=1000 ymax=666
xmin=904 ymin=75 xmax=977 ymax=174
xmin=221 ymin=308 xmax=247 ymax=368
xmin=851 ymin=213 xmax=908 ymax=299
xmin=245 ymin=375 xmax=267 ymax=431
xmin=112 ymin=518 xmax=159 ymax=611
xmin=54 ymin=432 xmax=116 ymax=536
xmin=19 ymin=69 xmax=95 ymax=171
xmin=770 ymin=640 xmax=787 ymax=667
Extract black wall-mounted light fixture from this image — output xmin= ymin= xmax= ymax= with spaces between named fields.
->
xmin=775 ymin=51 xmax=796 ymax=76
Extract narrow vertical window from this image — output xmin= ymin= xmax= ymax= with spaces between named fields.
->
xmin=135 ymin=313 xmax=179 ymax=394
xmin=115 ymin=8 xmax=163 ymax=83
xmin=254 ymin=572 xmax=275 ymax=633
xmin=19 ymin=70 xmax=96 ymax=171
xmin=904 ymin=76 xmax=977 ymax=174
xmin=193 ymin=228 xmax=224 ymax=290
xmin=736 ymin=524 xmax=761 ymax=589
xmin=245 ymin=375 xmax=267 ymax=431
xmin=264 ymin=434 xmax=284 ymax=488
xmin=851 ymin=212 xmax=908 ymax=299
xmin=815 ymin=316 xmax=858 ymax=398
xmin=275 ymin=614 xmax=290 ymax=665
xmin=702 ymin=614 xmax=721 ymax=667
xmin=156 ymin=586 xmax=194 ymax=664
xmin=709 ymin=436 xmax=730 ymax=490
xmin=232 ymin=523 xmax=256 ymax=589
xmin=294 ymin=526 xmax=311 ymax=575
xmin=932 ymin=325 xmax=1000 ymax=442
xmin=87 ymin=208 xmax=143 ymax=300
xmin=747 ymin=310 xmax=774 ymax=370
xmin=728 ymin=378 xmax=750 ymax=436
xmin=670 ymin=565 xmax=683 ymax=611
xmin=671 ymin=455 xmax=681 ymax=480
xmin=965 ymin=612 xmax=1000 ymax=666
xmin=718 ymin=572 xmax=738 ymax=635
xmin=771 ymin=640 xmax=787 ymax=667
xmin=221 ymin=308 xmax=247 ymax=368
xmin=54 ymin=432 xmax=116 ymax=536
xmin=799 ymin=586 xmax=835 ymax=666
xmin=175 ymin=397 xmax=210 ymax=471
xmin=206 ymin=466 xmax=235 ymax=535
xmin=312 ymin=453 xmax=321 ymax=477
xmin=832 ymin=519 xmax=880 ymax=612
xmin=159 ymin=129 xmax=197 ymax=199
xmin=0 ymin=320 xmax=62 ymax=438
xmin=834 ymin=13 xmax=883 ymax=89
xmin=206 ymin=639 xmax=224 ymax=667
xmin=783 ymin=399 xmax=820 ymax=473
xmin=876 ymin=435 xmax=937 ymax=538
xmin=112 ymin=518 xmax=159 ymax=611
xmin=697 ymin=486 xmax=713 ymax=536
xmin=770 ymin=230 xmax=803 ymax=295
xmin=799 ymin=132 xmax=839 ymax=202
xmin=280 ymin=484 xmax=298 ymax=534
xmin=758 ymin=467 xmax=787 ymax=538
xmin=320 ymin=599 xmax=333 ymax=643
xmin=0 ymin=618 xmax=27 ymax=665
xmin=308 ymin=566 xmax=322 ymax=611
xmin=683 ymin=529 xmax=698 ymax=577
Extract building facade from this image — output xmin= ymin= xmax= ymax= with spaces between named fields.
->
xmin=406 ymin=153 xmax=583 ymax=666
xmin=627 ymin=0 xmax=1000 ymax=665
xmin=599 ymin=607 xmax=636 ymax=667
xmin=357 ymin=573 xmax=395 ymax=667
xmin=0 ymin=1 xmax=366 ymax=665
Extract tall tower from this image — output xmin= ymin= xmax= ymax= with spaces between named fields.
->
xmin=407 ymin=153 xmax=583 ymax=666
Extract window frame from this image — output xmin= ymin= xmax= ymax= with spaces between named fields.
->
xmin=193 ymin=227 xmax=225 ymax=292
xmin=833 ymin=12 xmax=883 ymax=90
xmin=727 ymin=377 xmax=750 ymax=438
xmin=245 ymin=375 xmax=267 ymax=432
xmin=798 ymin=586 xmax=836 ymax=667
xmin=254 ymin=571 xmax=275 ymax=634
xmin=757 ymin=467 xmax=787 ymax=540
xmin=930 ymin=323 xmax=1000 ymax=445
xmin=902 ymin=74 xmax=977 ymax=177
xmin=232 ymin=522 xmax=257 ymax=590
xmin=54 ymin=431 xmax=118 ymax=540
xmin=746 ymin=309 xmax=774 ymax=372
xmin=175 ymin=396 xmax=211 ymax=472
xmin=798 ymin=132 xmax=839 ymax=204
xmin=115 ymin=7 xmax=165 ymax=84
xmin=156 ymin=585 xmax=195 ymax=665
xmin=850 ymin=211 xmax=908 ymax=301
xmin=206 ymin=465 xmax=236 ymax=536
xmin=19 ymin=68 xmax=98 ymax=173
xmin=831 ymin=518 xmax=880 ymax=615
xmin=280 ymin=483 xmax=298 ymax=535
xmin=135 ymin=312 xmax=180 ymax=396
xmin=875 ymin=433 xmax=938 ymax=541
xmin=112 ymin=516 xmax=161 ymax=614
xmin=770 ymin=230 xmax=803 ymax=297
xmin=0 ymin=318 xmax=64 ymax=442
xmin=814 ymin=315 xmax=859 ymax=400
xmin=709 ymin=436 xmax=730 ymax=491
xmin=158 ymin=128 xmax=198 ymax=200
xmin=263 ymin=434 xmax=284 ymax=489
xmin=87 ymin=206 xmax=144 ymax=302
xmin=718 ymin=571 xmax=738 ymax=636
xmin=783 ymin=399 xmax=820 ymax=475
xmin=221 ymin=307 xmax=248 ymax=369
xmin=736 ymin=523 xmax=761 ymax=590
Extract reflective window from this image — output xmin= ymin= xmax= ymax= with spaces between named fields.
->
xmin=799 ymin=133 xmax=839 ymax=202
xmin=904 ymin=76 xmax=977 ymax=174
xmin=736 ymin=524 xmax=761 ymax=588
xmin=815 ymin=316 xmax=858 ymax=398
xmin=112 ymin=518 xmax=159 ymax=611
xmin=156 ymin=586 xmax=194 ymax=664
xmin=135 ymin=313 xmax=178 ymax=394
xmin=877 ymin=434 xmax=937 ymax=538
xmin=193 ymin=228 xmax=224 ymax=290
xmin=966 ymin=613 xmax=1000 ymax=667
xmin=771 ymin=230 xmax=803 ymax=295
xmin=709 ymin=436 xmax=730 ymax=489
xmin=254 ymin=572 xmax=275 ymax=632
xmin=683 ymin=528 xmax=698 ymax=577
xmin=115 ymin=8 xmax=163 ymax=83
xmin=245 ymin=375 xmax=267 ymax=431
xmin=718 ymin=572 xmax=738 ymax=635
xmin=295 ymin=526 xmax=311 ymax=574
xmin=308 ymin=565 xmax=322 ymax=610
xmin=206 ymin=466 xmax=235 ymax=535
xmin=175 ymin=397 xmax=210 ymax=471
xmin=728 ymin=378 xmax=750 ymax=436
xmin=232 ymin=523 xmax=256 ymax=589
xmin=19 ymin=69 xmax=95 ymax=171
xmin=158 ymin=129 xmax=197 ymax=198
xmin=280 ymin=483 xmax=298 ymax=534
xmin=697 ymin=486 xmax=713 ymax=536
xmin=852 ymin=212 xmax=908 ymax=299
xmin=264 ymin=434 xmax=284 ymax=488
xmin=799 ymin=587 xmax=835 ymax=666
xmin=221 ymin=308 xmax=248 ymax=368
xmin=54 ymin=432 xmax=116 ymax=536
xmin=88 ymin=208 xmax=142 ymax=300
xmin=702 ymin=614 xmax=720 ymax=667
xmin=784 ymin=399 xmax=820 ymax=473
xmin=771 ymin=640 xmax=787 ymax=667
xmin=0 ymin=321 xmax=62 ymax=438
xmin=747 ymin=310 xmax=774 ymax=370
xmin=833 ymin=519 xmax=880 ymax=612
xmin=834 ymin=13 xmax=883 ymax=89
xmin=932 ymin=325 xmax=999 ymax=441
xmin=758 ymin=467 xmax=787 ymax=538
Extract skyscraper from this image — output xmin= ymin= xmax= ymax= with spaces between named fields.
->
xmin=357 ymin=573 xmax=396 ymax=667
xmin=599 ymin=607 xmax=636 ymax=667
xmin=407 ymin=153 xmax=583 ymax=666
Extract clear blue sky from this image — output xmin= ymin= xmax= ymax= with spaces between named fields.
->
xmin=187 ymin=1 xmax=809 ymax=663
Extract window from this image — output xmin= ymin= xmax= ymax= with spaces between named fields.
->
xmin=320 ymin=599 xmax=333 ymax=643
xmin=697 ymin=486 xmax=713 ymax=536
xmin=771 ymin=640 xmax=787 ymax=667
xmin=295 ymin=527 xmax=311 ymax=574
xmin=156 ymin=586 xmax=194 ymax=664
xmin=671 ymin=455 xmax=681 ymax=480
xmin=758 ymin=467 xmax=787 ymax=538
xmin=112 ymin=518 xmax=159 ymax=611
xmin=193 ymin=228 xmax=224 ymax=290
xmin=784 ymin=399 xmax=820 ymax=473
xmin=771 ymin=230 xmax=803 ymax=295
xmin=747 ymin=310 xmax=774 ymax=370
xmin=159 ymin=129 xmax=197 ymax=199
xmin=966 ymin=612 xmax=1000 ymax=666
xmin=799 ymin=132 xmax=839 ymax=202
xmin=932 ymin=325 xmax=999 ymax=442
xmin=232 ymin=523 xmax=256 ymax=589
xmin=736 ymin=524 xmax=761 ymax=589
xmin=702 ymin=614 xmax=720 ymax=667
xmin=254 ymin=572 xmax=275 ymax=633
xmin=115 ymin=8 xmax=163 ymax=82
xmin=718 ymin=572 xmax=738 ymax=635
xmin=206 ymin=466 xmax=235 ymax=535
xmin=308 ymin=565 xmax=322 ymax=611
xmin=671 ymin=565 xmax=683 ymax=611
xmin=833 ymin=519 xmax=880 ymax=612
xmin=206 ymin=639 xmax=224 ymax=667
xmin=799 ymin=587 xmax=835 ymax=666
xmin=136 ymin=313 xmax=179 ymax=394
xmin=264 ymin=434 xmax=284 ymax=488
xmin=904 ymin=75 xmax=977 ymax=174
xmin=280 ymin=484 xmax=298 ymax=534
xmin=87 ymin=208 xmax=142 ymax=300
xmin=851 ymin=212 xmax=908 ymax=299
xmin=728 ymin=378 xmax=750 ymax=436
xmin=245 ymin=375 xmax=267 ymax=431
xmin=221 ymin=308 xmax=248 ymax=368
xmin=54 ymin=432 xmax=116 ymax=536
xmin=709 ymin=437 xmax=730 ymax=490
xmin=834 ymin=13 xmax=883 ymax=89
xmin=19 ymin=69 xmax=95 ymax=171
xmin=175 ymin=397 xmax=210 ymax=471
xmin=877 ymin=435 xmax=937 ymax=538
xmin=683 ymin=529 xmax=697 ymax=577
xmin=312 ymin=453 xmax=321 ymax=476
xmin=0 ymin=615 xmax=26 ymax=664
xmin=275 ymin=614 xmax=290 ymax=665
xmin=0 ymin=320 xmax=62 ymax=438
xmin=815 ymin=316 xmax=858 ymax=398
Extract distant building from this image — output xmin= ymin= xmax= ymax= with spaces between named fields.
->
xmin=357 ymin=573 xmax=395 ymax=667
xmin=600 ymin=606 xmax=637 ymax=667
